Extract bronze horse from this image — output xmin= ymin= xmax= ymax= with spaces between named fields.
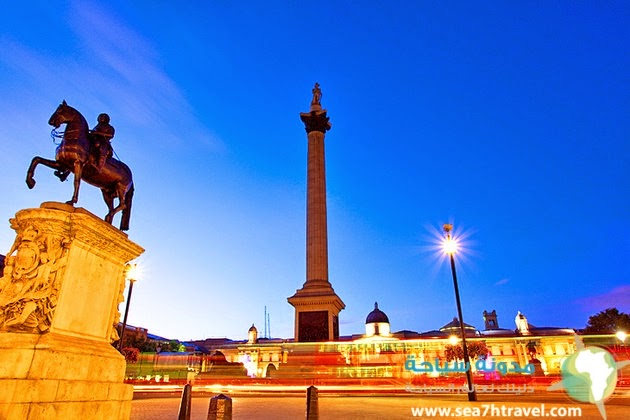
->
xmin=26 ymin=101 xmax=134 ymax=231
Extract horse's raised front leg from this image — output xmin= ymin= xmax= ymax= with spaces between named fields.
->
xmin=26 ymin=156 xmax=64 ymax=189
xmin=68 ymin=160 xmax=83 ymax=205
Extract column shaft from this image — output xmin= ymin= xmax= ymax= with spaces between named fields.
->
xmin=306 ymin=130 xmax=328 ymax=284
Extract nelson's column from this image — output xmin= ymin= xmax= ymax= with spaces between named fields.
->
xmin=288 ymin=83 xmax=345 ymax=342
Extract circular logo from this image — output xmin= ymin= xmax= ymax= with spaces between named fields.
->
xmin=560 ymin=346 xmax=617 ymax=404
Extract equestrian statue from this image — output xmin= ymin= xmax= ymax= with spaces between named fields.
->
xmin=25 ymin=100 xmax=134 ymax=231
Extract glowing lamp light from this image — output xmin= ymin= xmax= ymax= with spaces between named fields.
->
xmin=442 ymin=237 xmax=459 ymax=255
xmin=125 ymin=263 xmax=140 ymax=283
xmin=449 ymin=335 xmax=459 ymax=345
xmin=616 ymin=331 xmax=627 ymax=343
xmin=442 ymin=224 xmax=459 ymax=255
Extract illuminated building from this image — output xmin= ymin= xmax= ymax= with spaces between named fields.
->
xmin=125 ymin=303 xmax=622 ymax=383
xmin=362 ymin=302 xmax=395 ymax=339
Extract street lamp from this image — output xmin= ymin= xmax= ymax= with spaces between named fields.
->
xmin=118 ymin=263 xmax=138 ymax=352
xmin=443 ymin=224 xmax=477 ymax=401
xmin=616 ymin=331 xmax=628 ymax=357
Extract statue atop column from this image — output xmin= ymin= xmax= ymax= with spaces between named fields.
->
xmin=311 ymin=82 xmax=322 ymax=108
xmin=301 ymin=83 xmax=331 ymax=133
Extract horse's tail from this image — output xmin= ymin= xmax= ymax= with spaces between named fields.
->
xmin=120 ymin=183 xmax=134 ymax=231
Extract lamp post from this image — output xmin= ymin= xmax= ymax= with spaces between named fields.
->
xmin=616 ymin=331 xmax=628 ymax=358
xmin=443 ymin=224 xmax=477 ymax=401
xmin=118 ymin=264 xmax=138 ymax=352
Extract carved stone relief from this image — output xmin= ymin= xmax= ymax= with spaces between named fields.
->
xmin=0 ymin=221 xmax=69 ymax=333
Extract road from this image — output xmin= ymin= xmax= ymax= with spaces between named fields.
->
xmin=131 ymin=389 xmax=630 ymax=419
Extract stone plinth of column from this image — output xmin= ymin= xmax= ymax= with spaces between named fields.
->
xmin=288 ymin=85 xmax=345 ymax=342
xmin=0 ymin=202 xmax=144 ymax=420
xmin=287 ymin=290 xmax=345 ymax=342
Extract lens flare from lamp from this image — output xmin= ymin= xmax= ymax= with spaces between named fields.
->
xmin=442 ymin=236 xmax=459 ymax=255
xmin=125 ymin=262 xmax=141 ymax=282
xmin=424 ymin=223 xmax=475 ymax=271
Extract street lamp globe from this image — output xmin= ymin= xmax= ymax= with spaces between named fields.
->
xmin=125 ymin=263 xmax=140 ymax=282
xmin=441 ymin=223 xmax=459 ymax=255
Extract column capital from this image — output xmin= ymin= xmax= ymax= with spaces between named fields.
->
xmin=300 ymin=110 xmax=332 ymax=134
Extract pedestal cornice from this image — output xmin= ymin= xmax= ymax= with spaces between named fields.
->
xmin=11 ymin=202 xmax=143 ymax=263
xmin=287 ymin=289 xmax=345 ymax=313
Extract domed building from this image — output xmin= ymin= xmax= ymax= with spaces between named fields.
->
xmin=365 ymin=302 xmax=391 ymax=338
xmin=439 ymin=317 xmax=479 ymax=337
xmin=353 ymin=302 xmax=399 ymax=343
xmin=247 ymin=324 xmax=258 ymax=344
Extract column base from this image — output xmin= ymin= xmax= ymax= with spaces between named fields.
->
xmin=288 ymin=289 xmax=344 ymax=342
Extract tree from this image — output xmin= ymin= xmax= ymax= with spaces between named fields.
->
xmin=121 ymin=347 xmax=139 ymax=363
xmin=444 ymin=341 xmax=488 ymax=362
xmin=158 ymin=340 xmax=184 ymax=352
xmin=584 ymin=308 xmax=630 ymax=334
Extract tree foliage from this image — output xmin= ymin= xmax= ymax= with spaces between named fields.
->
xmin=584 ymin=308 xmax=630 ymax=334
xmin=156 ymin=340 xmax=185 ymax=352
xmin=121 ymin=347 xmax=139 ymax=363
xmin=444 ymin=341 xmax=488 ymax=362
xmin=112 ymin=330 xmax=184 ymax=354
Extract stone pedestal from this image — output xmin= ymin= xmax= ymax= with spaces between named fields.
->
xmin=288 ymin=285 xmax=344 ymax=342
xmin=0 ymin=202 xmax=144 ymax=419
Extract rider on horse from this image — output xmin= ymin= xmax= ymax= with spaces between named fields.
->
xmin=53 ymin=112 xmax=115 ymax=181
xmin=91 ymin=113 xmax=115 ymax=171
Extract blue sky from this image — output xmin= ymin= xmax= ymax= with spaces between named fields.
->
xmin=1 ymin=1 xmax=628 ymax=341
